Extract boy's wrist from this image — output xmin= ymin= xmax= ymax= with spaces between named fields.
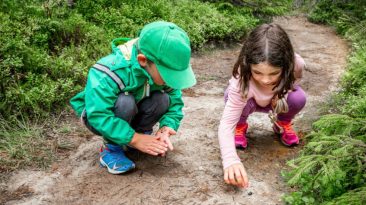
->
xmin=158 ymin=126 xmax=175 ymax=135
xmin=159 ymin=126 xmax=169 ymax=133
xmin=129 ymin=132 xmax=141 ymax=146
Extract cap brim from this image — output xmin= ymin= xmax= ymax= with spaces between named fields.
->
xmin=156 ymin=63 xmax=196 ymax=90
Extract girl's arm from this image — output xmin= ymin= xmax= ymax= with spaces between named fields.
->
xmin=218 ymin=78 xmax=247 ymax=169
xmin=294 ymin=53 xmax=306 ymax=84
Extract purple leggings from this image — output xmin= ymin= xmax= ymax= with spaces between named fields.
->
xmin=224 ymin=85 xmax=306 ymax=123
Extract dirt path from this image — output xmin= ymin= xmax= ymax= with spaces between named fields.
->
xmin=4 ymin=16 xmax=348 ymax=205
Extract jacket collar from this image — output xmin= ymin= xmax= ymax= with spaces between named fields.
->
xmin=111 ymin=38 xmax=154 ymax=85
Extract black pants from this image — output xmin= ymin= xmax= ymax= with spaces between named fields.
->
xmin=83 ymin=91 xmax=170 ymax=138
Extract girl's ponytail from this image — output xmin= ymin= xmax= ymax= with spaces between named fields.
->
xmin=233 ymin=47 xmax=245 ymax=78
xmin=232 ymin=42 xmax=251 ymax=98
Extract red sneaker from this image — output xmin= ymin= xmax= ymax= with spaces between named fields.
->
xmin=273 ymin=121 xmax=299 ymax=146
xmin=235 ymin=123 xmax=248 ymax=149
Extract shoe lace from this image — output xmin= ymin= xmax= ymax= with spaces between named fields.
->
xmin=235 ymin=123 xmax=248 ymax=136
xmin=278 ymin=122 xmax=296 ymax=135
xmin=102 ymin=147 xmax=126 ymax=162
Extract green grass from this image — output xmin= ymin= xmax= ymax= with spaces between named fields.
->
xmin=0 ymin=116 xmax=53 ymax=172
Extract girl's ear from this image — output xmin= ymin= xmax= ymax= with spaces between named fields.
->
xmin=137 ymin=54 xmax=147 ymax=67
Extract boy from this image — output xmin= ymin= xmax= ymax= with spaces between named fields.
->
xmin=70 ymin=21 xmax=196 ymax=174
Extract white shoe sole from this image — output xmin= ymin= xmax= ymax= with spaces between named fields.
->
xmin=100 ymin=158 xmax=135 ymax=174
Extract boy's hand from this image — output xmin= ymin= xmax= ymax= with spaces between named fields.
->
xmin=224 ymin=163 xmax=249 ymax=188
xmin=129 ymin=133 xmax=168 ymax=156
xmin=155 ymin=127 xmax=176 ymax=156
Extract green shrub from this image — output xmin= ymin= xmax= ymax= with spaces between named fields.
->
xmin=284 ymin=1 xmax=366 ymax=204
xmin=324 ymin=186 xmax=366 ymax=205
xmin=342 ymin=45 xmax=366 ymax=95
xmin=284 ymin=131 xmax=366 ymax=203
xmin=0 ymin=1 xmax=110 ymax=118
xmin=0 ymin=0 xmax=262 ymax=120
xmin=0 ymin=0 xmax=291 ymax=120
xmin=311 ymin=114 xmax=366 ymax=138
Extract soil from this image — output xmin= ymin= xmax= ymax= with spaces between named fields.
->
xmin=2 ymin=16 xmax=349 ymax=205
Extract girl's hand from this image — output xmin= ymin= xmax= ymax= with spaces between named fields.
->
xmin=271 ymin=95 xmax=279 ymax=108
xmin=129 ymin=133 xmax=168 ymax=156
xmin=224 ymin=163 xmax=249 ymax=188
xmin=155 ymin=126 xmax=176 ymax=156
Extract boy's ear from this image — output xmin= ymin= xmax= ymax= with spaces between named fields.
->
xmin=137 ymin=54 xmax=147 ymax=67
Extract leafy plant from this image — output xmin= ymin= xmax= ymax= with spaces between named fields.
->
xmin=284 ymin=1 xmax=366 ymax=204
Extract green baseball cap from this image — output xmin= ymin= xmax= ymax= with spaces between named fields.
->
xmin=138 ymin=21 xmax=196 ymax=89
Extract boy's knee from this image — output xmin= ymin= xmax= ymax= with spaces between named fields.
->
xmin=114 ymin=92 xmax=137 ymax=122
xmin=131 ymin=91 xmax=170 ymax=132
xmin=153 ymin=91 xmax=169 ymax=105
xmin=145 ymin=91 xmax=170 ymax=115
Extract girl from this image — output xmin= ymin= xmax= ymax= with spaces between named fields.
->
xmin=218 ymin=23 xmax=306 ymax=188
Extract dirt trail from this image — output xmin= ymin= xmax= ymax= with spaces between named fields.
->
xmin=4 ymin=16 xmax=348 ymax=205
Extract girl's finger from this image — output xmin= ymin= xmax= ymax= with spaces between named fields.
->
xmin=239 ymin=166 xmax=249 ymax=188
xmin=234 ymin=167 xmax=244 ymax=187
xmin=228 ymin=168 xmax=237 ymax=186
xmin=224 ymin=170 xmax=229 ymax=184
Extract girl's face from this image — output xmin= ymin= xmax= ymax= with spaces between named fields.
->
xmin=251 ymin=62 xmax=282 ymax=88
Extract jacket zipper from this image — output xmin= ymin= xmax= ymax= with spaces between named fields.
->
xmin=138 ymin=80 xmax=150 ymax=103
xmin=146 ymin=81 xmax=150 ymax=97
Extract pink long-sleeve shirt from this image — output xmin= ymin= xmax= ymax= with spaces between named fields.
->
xmin=218 ymin=54 xmax=305 ymax=169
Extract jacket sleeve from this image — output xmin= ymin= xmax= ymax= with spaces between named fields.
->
xmin=158 ymin=88 xmax=184 ymax=131
xmin=85 ymin=69 xmax=135 ymax=145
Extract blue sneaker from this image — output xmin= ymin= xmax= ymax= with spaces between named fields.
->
xmin=99 ymin=144 xmax=135 ymax=174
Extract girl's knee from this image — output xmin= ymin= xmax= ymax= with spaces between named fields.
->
xmin=287 ymin=87 xmax=306 ymax=111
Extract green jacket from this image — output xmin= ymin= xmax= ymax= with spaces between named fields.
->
xmin=70 ymin=38 xmax=184 ymax=145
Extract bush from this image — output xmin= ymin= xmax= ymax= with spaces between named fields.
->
xmin=0 ymin=2 xmax=109 ymax=119
xmin=0 ymin=0 xmax=264 ymax=120
xmin=284 ymin=1 xmax=366 ymax=204
xmin=1 ymin=0 xmax=293 ymax=120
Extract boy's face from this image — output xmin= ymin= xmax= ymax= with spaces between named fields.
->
xmin=137 ymin=54 xmax=165 ymax=86
xmin=145 ymin=62 xmax=165 ymax=86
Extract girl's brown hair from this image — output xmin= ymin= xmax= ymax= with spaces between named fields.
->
xmin=233 ymin=23 xmax=295 ymax=99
